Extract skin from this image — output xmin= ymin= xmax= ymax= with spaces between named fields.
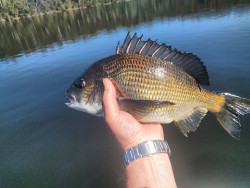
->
xmin=102 ymin=78 xmax=177 ymax=188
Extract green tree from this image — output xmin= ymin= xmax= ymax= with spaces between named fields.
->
xmin=0 ymin=0 xmax=126 ymax=19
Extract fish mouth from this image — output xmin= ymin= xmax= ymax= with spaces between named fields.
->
xmin=64 ymin=92 xmax=76 ymax=106
xmin=64 ymin=92 xmax=103 ymax=116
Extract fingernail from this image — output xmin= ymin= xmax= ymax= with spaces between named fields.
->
xmin=103 ymin=79 xmax=110 ymax=91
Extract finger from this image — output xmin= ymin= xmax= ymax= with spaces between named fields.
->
xmin=103 ymin=78 xmax=120 ymax=124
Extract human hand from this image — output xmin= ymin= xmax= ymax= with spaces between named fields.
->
xmin=102 ymin=78 xmax=164 ymax=151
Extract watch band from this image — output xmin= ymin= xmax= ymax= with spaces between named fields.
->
xmin=123 ymin=140 xmax=171 ymax=166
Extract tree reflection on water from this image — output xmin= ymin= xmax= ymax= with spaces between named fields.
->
xmin=0 ymin=0 xmax=249 ymax=59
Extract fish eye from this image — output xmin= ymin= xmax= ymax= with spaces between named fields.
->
xmin=74 ymin=78 xmax=86 ymax=88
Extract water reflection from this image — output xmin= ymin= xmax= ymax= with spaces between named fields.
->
xmin=1 ymin=0 xmax=250 ymax=59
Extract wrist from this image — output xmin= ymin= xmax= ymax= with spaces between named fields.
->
xmin=119 ymin=124 xmax=164 ymax=151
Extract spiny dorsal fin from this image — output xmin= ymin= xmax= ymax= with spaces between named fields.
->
xmin=116 ymin=32 xmax=210 ymax=85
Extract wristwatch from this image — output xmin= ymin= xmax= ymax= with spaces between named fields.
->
xmin=123 ymin=140 xmax=171 ymax=166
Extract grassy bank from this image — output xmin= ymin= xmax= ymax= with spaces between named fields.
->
xmin=0 ymin=0 xmax=126 ymax=22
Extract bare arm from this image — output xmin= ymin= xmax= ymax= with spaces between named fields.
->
xmin=102 ymin=78 xmax=177 ymax=188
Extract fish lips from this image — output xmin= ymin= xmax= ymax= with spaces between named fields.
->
xmin=64 ymin=92 xmax=84 ymax=110
xmin=64 ymin=92 xmax=77 ymax=106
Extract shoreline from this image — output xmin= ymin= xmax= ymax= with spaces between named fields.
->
xmin=0 ymin=1 xmax=127 ymax=23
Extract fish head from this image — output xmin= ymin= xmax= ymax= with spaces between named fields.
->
xmin=65 ymin=66 xmax=104 ymax=116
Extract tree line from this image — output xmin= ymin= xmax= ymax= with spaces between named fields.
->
xmin=0 ymin=0 xmax=122 ymax=20
xmin=1 ymin=0 xmax=249 ymax=59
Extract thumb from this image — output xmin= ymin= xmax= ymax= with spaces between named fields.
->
xmin=103 ymin=78 xmax=120 ymax=126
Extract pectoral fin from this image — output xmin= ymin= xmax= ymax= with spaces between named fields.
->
xmin=110 ymin=78 xmax=129 ymax=99
xmin=175 ymin=108 xmax=208 ymax=136
xmin=117 ymin=98 xmax=174 ymax=121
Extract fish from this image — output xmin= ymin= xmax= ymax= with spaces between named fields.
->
xmin=65 ymin=32 xmax=250 ymax=140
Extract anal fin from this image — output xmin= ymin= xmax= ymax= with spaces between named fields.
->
xmin=175 ymin=108 xmax=208 ymax=136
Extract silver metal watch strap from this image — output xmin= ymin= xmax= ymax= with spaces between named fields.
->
xmin=123 ymin=140 xmax=171 ymax=166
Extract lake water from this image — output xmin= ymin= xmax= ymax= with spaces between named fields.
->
xmin=0 ymin=0 xmax=250 ymax=187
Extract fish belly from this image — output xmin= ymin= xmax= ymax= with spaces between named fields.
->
xmin=134 ymin=104 xmax=195 ymax=124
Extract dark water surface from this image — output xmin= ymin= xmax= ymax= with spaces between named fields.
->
xmin=1 ymin=0 xmax=250 ymax=187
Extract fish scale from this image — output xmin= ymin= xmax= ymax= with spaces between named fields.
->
xmin=66 ymin=32 xmax=250 ymax=139
xmin=100 ymin=53 xmax=217 ymax=124
xmin=103 ymin=54 xmax=203 ymax=104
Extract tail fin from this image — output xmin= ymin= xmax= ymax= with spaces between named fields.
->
xmin=214 ymin=93 xmax=250 ymax=140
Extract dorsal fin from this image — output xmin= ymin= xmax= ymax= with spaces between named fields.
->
xmin=116 ymin=32 xmax=210 ymax=85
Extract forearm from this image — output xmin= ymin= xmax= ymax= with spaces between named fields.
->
xmin=126 ymin=153 xmax=177 ymax=188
